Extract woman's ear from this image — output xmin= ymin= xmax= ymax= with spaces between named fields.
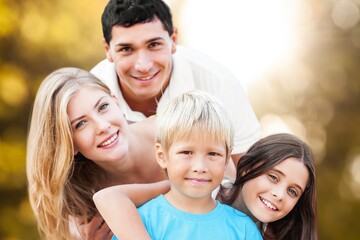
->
xmin=74 ymin=147 xmax=79 ymax=156
xmin=155 ymin=143 xmax=167 ymax=169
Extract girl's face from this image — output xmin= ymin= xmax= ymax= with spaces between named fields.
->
xmin=238 ymin=157 xmax=309 ymax=223
xmin=67 ymin=87 xmax=130 ymax=163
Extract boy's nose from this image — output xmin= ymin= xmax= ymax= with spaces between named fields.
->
xmin=192 ymin=156 xmax=208 ymax=173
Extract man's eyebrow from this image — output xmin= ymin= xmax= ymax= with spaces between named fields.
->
xmin=114 ymin=37 xmax=165 ymax=47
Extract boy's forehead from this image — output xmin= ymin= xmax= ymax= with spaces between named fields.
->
xmin=174 ymin=131 xmax=225 ymax=145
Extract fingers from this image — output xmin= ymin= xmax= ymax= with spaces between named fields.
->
xmin=77 ymin=214 xmax=113 ymax=240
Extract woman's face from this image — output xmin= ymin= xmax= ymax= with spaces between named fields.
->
xmin=237 ymin=157 xmax=309 ymax=223
xmin=67 ymin=87 xmax=130 ymax=163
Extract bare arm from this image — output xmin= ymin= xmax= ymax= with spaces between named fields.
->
xmin=93 ymin=180 xmax=170 ymax=240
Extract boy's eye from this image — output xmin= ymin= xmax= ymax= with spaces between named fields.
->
xmin=209 ymin=152 xmax=220 ymax=156
xmin=181 ymin=151 xmax=192 ymax=155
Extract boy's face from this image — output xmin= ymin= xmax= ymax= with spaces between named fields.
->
xmin=156 ymin=136 xmax=229 ymax=204
xmin=104 ymin=18 xmax=177 ymax=103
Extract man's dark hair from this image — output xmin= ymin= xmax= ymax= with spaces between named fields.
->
xmin=102 ymin=0 xmax=174 ymax=44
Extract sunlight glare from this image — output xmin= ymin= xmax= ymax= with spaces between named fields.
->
xmin=180 ymin=0 xmax=301 ymax=87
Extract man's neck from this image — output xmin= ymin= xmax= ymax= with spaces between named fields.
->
xmin=125 ymin=96 xmax=158 ymax=117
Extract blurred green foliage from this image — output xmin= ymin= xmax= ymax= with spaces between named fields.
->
xmin=0 ymin=0 xmax=359 ymax=239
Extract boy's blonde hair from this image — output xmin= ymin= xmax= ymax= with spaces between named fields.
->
xmin=156 ymin=90 xmax=234 ymax=158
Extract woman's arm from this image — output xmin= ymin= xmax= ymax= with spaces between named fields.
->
xmin=93 ymin=180 xmax=170 ymax=240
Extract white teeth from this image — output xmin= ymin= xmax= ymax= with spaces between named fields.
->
xmin=136 ymin=75 xmax=153 ymax=81
xmin=261 ymin=198 xmax=277 ymax=210
xmin=100 ymin=134 xmax=117 ymax=147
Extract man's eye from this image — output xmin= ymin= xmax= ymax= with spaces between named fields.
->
xmin=149 ymin=42 xmax=161 ymax=48
xmin=117 ymin=47 xmax=132 ymax=53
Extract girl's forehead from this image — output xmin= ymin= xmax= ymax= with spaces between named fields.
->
xmin=273 ymin=157 xmax=309 ymax=190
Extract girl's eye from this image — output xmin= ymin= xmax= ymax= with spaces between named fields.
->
xmin=99 ymin=103 xmax=109 ymax=112
xmin=268 ymin=174 xmax=278 ymax=182
xmin=288 ymin=188 xmax=298 ymax=197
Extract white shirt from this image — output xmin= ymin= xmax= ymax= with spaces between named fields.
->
xmin=91 ymin=46 xmax=261 ymax=154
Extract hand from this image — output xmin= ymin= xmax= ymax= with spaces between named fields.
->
xmin=71 ymin=214 xmax=113 ymax=240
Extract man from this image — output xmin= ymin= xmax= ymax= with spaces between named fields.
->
xmin=76 ymin=0 xmax=261 ymax=238
xmin=91 ymin=0 xmax=261 ymax=165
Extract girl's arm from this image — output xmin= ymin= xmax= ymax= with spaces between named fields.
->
xmin=93 ymin=180 xmax=170 ymax=240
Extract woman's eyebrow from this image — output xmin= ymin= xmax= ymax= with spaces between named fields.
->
xmin=70 ymin=96 xmax=107 ymax=124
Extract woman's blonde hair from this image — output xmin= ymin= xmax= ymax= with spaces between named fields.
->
xmin=26 ymin=67 xmax=110 ymax=239
xmin=156 ymin=90 xmax=234 ymax=158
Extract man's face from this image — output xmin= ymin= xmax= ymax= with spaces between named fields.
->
xmin=104 ymin=18 xmax=177 ymax=102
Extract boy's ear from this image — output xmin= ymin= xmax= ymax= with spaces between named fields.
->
xmin=155 ymin=143 xmax=167 ymax=169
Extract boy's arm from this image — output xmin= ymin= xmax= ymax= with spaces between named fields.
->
xmin=93 ymin=180 xmax=170 ymax=240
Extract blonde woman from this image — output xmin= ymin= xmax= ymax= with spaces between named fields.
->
xmin=26 ymin=67 xmax=167 ymax=239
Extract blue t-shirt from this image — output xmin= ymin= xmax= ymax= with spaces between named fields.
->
xmin=112 ymin=194 xmax=262 ymax=240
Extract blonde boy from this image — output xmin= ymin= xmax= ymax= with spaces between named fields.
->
xmin=96 ymin=90 xmax=262 ymax=239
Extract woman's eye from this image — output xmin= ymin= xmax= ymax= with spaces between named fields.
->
xmin=288 ymin=188 xmax=298 ymax=197
xmin=99 ymin=103 xmax=109 ymax=112
xmin=75 ymin=121 xmax=85 ymax=129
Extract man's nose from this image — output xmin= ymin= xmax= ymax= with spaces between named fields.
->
xmin=134 ymin=51 xmax=153 ymax=73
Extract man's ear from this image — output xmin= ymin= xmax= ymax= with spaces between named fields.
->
xmin=111 ymin=94 xmax=120 ymax=106
xmin=103 ymin=38 xmax=113 ymax=62
xmin=155 ymin=143 xmax=167 ymax=169
xmin=170 ymin=28 xmax=178 ymax=54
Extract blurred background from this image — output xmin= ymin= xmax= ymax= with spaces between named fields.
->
xmin=0 ymin=0 xmax=359 ymax=239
